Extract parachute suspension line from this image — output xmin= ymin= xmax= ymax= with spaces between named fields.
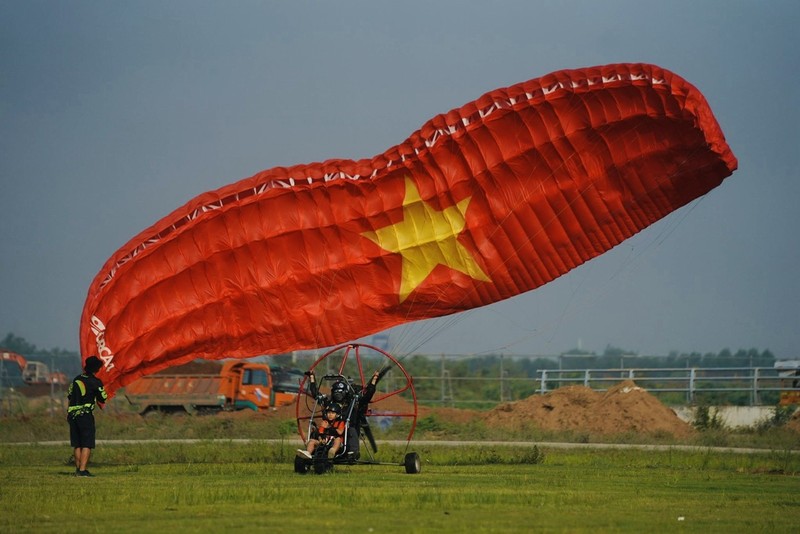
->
xmin=392 ymin=312 xmax=470 ymax=361
xmin=583 ymin=148 xmax=717 ymax=293
xmin=387 ymin=101 xmax=585 ymax=357
xmin=467 ymin=88 xmax=714 ymax=353
xmin=79 ymin=65 xmax=735 ymax=395
xmin=385 ymin=312 xmax=456 ymax=361
xmin=372 ymin=84 xmax=720 ymax=360
xmin=595 ymin=144 xmax=717 ymax=288
xmin=426 ymin=84 xmax=697 ymax=356
xmin=389 ymin=91 xmax=625 ymax=357
xmin=382 ymin=92 xmax=603 ymax=358
xmin=388 ymin=74 xmax=700 ymax=358
xmin=494 ymin=153 xmax=719 ymax=353
xmin=645 ymin=145 xmax=718 ymax=252
xmin=505 ymin=197 xmax=709 ymax=354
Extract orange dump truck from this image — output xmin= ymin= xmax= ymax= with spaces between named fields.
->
xmin=123 ymin=360 xmax=301 ymax=414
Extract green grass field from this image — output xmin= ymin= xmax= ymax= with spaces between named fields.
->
xmin=2 ymin=441 xmax=798 ymax=533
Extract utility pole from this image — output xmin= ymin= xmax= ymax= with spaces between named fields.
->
xmin=500 ymin=354 xmax=506 ymax=402
xmin=440 ymin=354 xmax=453 ymax=407
xmin=0 ymin=358 xmax=4 ymax=417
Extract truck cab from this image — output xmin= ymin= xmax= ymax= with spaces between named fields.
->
xmin=220 ymin=361 xmax=293 ymax=410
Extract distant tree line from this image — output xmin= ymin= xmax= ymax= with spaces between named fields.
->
xmin=0 ymin=332 xmax=779 ymax=406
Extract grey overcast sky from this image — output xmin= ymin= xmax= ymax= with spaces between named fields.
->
xmin=1 ymin=1 xmax=798 ymax=359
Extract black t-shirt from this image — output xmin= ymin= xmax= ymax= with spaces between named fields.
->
xmin=67 ymin=373 xmax=107 ymax=417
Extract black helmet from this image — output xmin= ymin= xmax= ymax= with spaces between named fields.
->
xmin=324 ymin=403 xmax=341 ymax=418
xmin=331 ymin=381 xmax=348 ymax=403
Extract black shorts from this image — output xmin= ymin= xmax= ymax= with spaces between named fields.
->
xmin=69 ymin=413 xmax=96 ymax=448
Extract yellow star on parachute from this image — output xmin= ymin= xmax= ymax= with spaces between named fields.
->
xmin=363 ymin=176 xmax=490 ymax=303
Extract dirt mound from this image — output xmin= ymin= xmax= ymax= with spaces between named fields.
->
xmin=484 ymin=380 xmax=695 ymax=438
xmin=253 ymin=381 xmax=694 ymax=438
xmin=786 ymin=408 xmax=800 ymax=433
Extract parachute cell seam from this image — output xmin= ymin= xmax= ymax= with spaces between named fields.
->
xmin=481 ymin=141 xmax=704 ymax=355
xmin=97 ymin=68 xmax=671 ymax=289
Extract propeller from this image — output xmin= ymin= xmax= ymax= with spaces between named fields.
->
xmin=361 ymin=416 xmax=378 ymax=453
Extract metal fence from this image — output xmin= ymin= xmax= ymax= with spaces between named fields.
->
xmin=409 ymin=366 xmax=798 ymax=407
xmin=4 ymin=365 xmax=797 ymax=415
xmin=537 ymin=367 xmax=796 ymax=405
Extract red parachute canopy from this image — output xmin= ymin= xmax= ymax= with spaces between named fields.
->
xmin=81 ymin=63 xmax=737 ymax=395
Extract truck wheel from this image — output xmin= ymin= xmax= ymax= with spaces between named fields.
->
xmin=404 ymin=452 xmax=421 ymax=474
xmin=294 ymin=456 xmax=310 ymax=474
xmin=141 ymin=407 xmax=158 ymax=418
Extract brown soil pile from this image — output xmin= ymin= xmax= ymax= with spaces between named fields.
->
xmin=355 ymin=380 xmax=695 ymax=437
xmin=786 ymin=409 xmax=800 ymax=433
xmin=229 ymin=380 xmax=695 ymax=438
xmin=484 ymin=380 xmax=695 ymax=438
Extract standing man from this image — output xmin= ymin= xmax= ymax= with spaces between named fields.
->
xmin=67 ymin=355 xmax=107 ymax=477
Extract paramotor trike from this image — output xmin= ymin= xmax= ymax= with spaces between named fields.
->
xmin=294 ymin=343 xmax=421 ymax=474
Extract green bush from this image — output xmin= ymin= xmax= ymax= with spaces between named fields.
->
xmin=692 ymin=405 xmax=726 ymax=431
